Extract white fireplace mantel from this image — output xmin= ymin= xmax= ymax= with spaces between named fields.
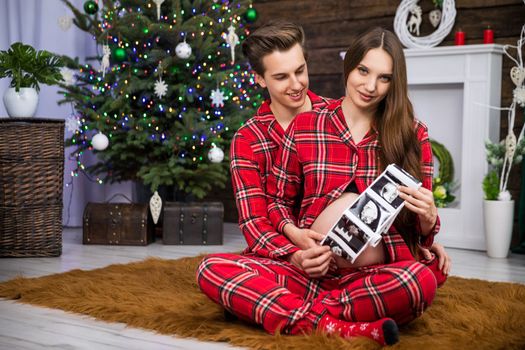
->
xmin=405 ymin=44 xmax=504 ymax=250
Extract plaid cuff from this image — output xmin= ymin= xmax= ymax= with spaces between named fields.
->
xmin=418 ymin=215 xmax=440 ymax=248
xmin=277 ymin=218 xmax=295 ymax=234
xmin=273 ymin=244 xmax=301 ymax=261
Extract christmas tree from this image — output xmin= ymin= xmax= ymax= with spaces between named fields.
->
xmin=59 ymin=0 xmax=262 ymax=199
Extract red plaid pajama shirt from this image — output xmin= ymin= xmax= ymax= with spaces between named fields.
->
xmin=267 ymin=98 xmax=440 ymax=259
xmin=197 ymin=97 xmax=443 ymax=335
xmin=229 ymin=90 xmax=332 ymax=259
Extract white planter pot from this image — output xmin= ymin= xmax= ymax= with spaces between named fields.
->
xmin=483 ymin=200 xmax=514 ymax=258
xmin=3 ymin=87 xmax=39 ymax=118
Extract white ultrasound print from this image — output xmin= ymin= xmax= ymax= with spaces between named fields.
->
xmin=381 ymin=182 xmax=398 ymax=203
xmin=360 ymin=200 xmax=378 ymax=224
xmin=371 ymin=174 xmax=404 ymax=209
xmin=349 ymin=193 xmax=391 ymax=233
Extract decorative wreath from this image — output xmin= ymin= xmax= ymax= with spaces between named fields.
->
xmin=430 ymin=139 xmax=456 ymax=207
xmin=394 ymin=0 xmax=457 ymax=49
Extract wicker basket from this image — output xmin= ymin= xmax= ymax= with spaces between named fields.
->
xmin=0 ymin=118 xmax=64 ymax=257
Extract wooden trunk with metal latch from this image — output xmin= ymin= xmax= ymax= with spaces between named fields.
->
xmin=82 ymin=202 xmax=154 ymax=245
xmin=162 ymin=202 xmax=223 ymax=245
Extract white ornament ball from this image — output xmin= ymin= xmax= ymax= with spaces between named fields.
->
xmin=498 ymin=190 xmax=512 ymax=201
xmin=92 ymin=132 xmax=109 ymax=151
xmin=175 ymin=41 xmax=192 ymax=59
xmin=208 ymin=146 xmax=224 ymax=163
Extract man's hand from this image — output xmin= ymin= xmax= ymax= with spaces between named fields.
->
xmin=284 ymin=224 xmax=325 ymax=250
xmin=288 ymin=245 xmax=332 ymax=278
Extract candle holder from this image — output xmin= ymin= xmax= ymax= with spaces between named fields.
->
xmin=455 ymin=30 xmax=465 ymax=45
xmin=484 ymin=27 xmax=494 ymax=44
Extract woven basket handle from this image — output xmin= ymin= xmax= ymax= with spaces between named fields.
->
xmin=105 ymin=193 xmax=133 ymax=203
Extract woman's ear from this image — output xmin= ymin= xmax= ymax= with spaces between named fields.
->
xmin=255 ymin=73 xmax=267 ymax=88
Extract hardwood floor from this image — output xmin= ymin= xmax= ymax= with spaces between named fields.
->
xmin=1 ymin=224 xmax=525 ymax=349
xmin=0 ymin=224 xmax=247 ymax=282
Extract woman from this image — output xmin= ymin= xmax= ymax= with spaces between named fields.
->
xmin=271 ymin=27 xmax=449 ymax=280
xmin=266 ymin=26 xmax=448 ymax=332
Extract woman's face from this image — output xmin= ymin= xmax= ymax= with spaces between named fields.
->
xmin=345 ymin=48 xmax=393 ymax=112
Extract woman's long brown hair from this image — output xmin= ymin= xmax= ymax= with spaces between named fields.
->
xmin=343 ymin=27 xmax=422 ymax=257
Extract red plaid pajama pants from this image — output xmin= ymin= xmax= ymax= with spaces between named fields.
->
xmin=196 ymin=253 xmax=442 ymax=335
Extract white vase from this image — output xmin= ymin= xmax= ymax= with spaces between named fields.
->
xmin=3 ymin=87 xmax=39 ymax=118
xmin=483 ymin=200 xmax=514 ymax=258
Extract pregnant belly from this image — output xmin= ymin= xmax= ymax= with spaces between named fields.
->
xmin=311 ymin=192 xmax=386 ymax=268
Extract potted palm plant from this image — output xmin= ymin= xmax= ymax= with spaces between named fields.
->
xmin=0 ymin=42 xmax=63 ymax=117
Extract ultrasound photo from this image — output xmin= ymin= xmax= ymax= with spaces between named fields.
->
xmin=393 ymin=164 xmax=421 ymax=185
xmin=323 ymin=236 xmax=351 ymax=260
xmin=385 ymin=166 xmax=421 ymax=191
xmin=370 ymin=174 xmax=404 ymax=209
xmin=324 ymin=214 xmax=370 ymax=260
xmin=348 ymin=193 xmax=392 ymax=233
xmin=320 ymin=164 xmax=422 ymax=263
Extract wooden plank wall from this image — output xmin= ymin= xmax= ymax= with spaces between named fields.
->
xmin=208 ymin=0 xmax=525 ymax=242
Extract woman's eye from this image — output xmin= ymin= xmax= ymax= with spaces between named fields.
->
xmin=358 ymin=67 xmax=367 ymax=74
xmin=379 ymin=76 xmax=391 ymax=82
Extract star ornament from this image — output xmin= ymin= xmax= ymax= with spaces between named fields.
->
xmin=65 ymin=116 xmax=80 ymax=133
xmin=210 ymin=88 xmax=226 ymax=108
xmin=57 ymin=15 xmax=73 ymax=31
xmin=60 ymin=67 xmax=76 ymax=86
xmin=154 ymin=77 xmax=168 ymax=98
xmin=514 ymin=86 xmax=525 ymax=107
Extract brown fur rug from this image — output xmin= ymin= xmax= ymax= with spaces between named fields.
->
xmin=1 ymin=256 xmax=524 ymax=350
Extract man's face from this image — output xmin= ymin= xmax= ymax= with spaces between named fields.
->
xmin=255 ymin=43 xmax=309 ymax=112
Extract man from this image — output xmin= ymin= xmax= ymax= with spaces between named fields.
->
xmin=229 ymin=20 xmax=332 ymax=259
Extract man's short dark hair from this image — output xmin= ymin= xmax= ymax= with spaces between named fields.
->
xmin=242 ymin=20 xmax=306 ymax=76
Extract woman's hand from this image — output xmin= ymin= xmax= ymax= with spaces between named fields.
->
xmin=398 ymin=186 xmax=438 ymax=235
xmin=418 ymin=242 xmax=451 ymax=275
xmin=288 ymin=245 xmax=333 ymax=278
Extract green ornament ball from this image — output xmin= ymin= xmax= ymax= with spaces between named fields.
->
xmin=244 ymin=8 xmax=258 ymax=23
xmin=83 ymin=0 xmax=99 ymax=15
xmin=112 ymin=47 xmax=127 ymax=62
